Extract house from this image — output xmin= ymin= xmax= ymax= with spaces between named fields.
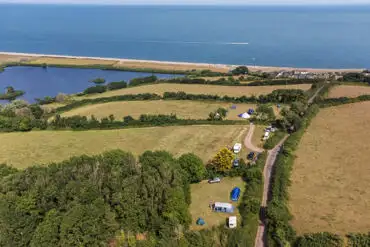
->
xmin=228 ymin=216 xmax=237 ymax=228
xmin=233 ymin=143 xmax=242 ymax=153
xmin=230 ymin=187 xmax=241 ymax=201
xmin=212 ymin=202 xmax=234 ymax=213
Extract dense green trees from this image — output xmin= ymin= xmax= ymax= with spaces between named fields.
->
xmin=231 ymin=66 xmax=249 ymax=75
xmin=107 ymin=81 xmax=127 ymax=90
xmin=0 ymin=150 xmax=192 ymax=246
xmin=178 ymin=153 xmax=206 ymax=183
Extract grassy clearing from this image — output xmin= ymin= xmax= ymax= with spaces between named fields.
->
xmin=0 ymin=125 xmax=248 ymax=169
xmin=190 ymin=177 xmax=245 ymax=230
xmin=27 ymin=57 xmax=116 ymax=66
xmin=328 ymin=85 xmax=370 ymax=98
xmin=60 ymin=100 xmax=256 ymax=120
xmin=289 ymin=101 xmax=370 ymax=235
xmin=79 ymin=83 xmax=312 ymax=99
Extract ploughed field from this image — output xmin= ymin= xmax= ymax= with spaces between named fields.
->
xmin=328 ymin=85 xmax=370 ymax=98
xmin=289 ymin=102 xmax=370 ymax=234
xmin=0 ymin=125 xmax=247 ymax=169
xmin=60 ymin=100 xmax=256 ymax=120
xmin=79 ymin=83 xmax=312 ymax=99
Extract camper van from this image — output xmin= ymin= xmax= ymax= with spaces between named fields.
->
xmin=233 ymin=143 xmax=242 ymax=153
xmin=228 ymin=216 xmax=237 ymax=228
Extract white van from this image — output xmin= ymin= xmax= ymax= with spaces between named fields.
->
xmin=233 ymin=143 xmax=242 ymax=153
xmin=228 ymin=216 xmax=237 ymax=228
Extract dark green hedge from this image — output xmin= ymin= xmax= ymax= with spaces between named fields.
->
xmin=266 ymin=104 xmax=320 ymax=246
xmin=0 ymin=90 xmax=25 ymax=100
xmin=294 ymin=233 xmax=343 ymax=247
xmin=347 ymin=233 xmax=370 ymax=247
xmin=263 ymin=131 xmax=286 ymax=150
xmin=319 ymin=95 xmax=370 ymax=108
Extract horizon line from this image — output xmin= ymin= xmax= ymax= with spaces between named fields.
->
xmin=1 ymin=2 xmax=370 ymax=6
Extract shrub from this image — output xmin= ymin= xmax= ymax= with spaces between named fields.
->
xmin=90 ymin=77 xmax=106 ymax=84
xmin=83 ymin=85 xmax=107 ymax=94
xmin=129 ymin=75 xmax=157 ymax=87
xmin=107 ymin=81 xmax=127 ymax=90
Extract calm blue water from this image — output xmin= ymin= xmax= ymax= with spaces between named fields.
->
xmin=0 ymin=66 xmax=175 ymax=103
xmin=0 ymin=4 xmax=370 ymax=69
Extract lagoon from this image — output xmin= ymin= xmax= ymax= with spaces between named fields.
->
xmin=0 ymin=66 xmax=176 ymax=103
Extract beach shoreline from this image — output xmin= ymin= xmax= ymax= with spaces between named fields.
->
xmin=0 ymin=51 xmax=364 ymax=73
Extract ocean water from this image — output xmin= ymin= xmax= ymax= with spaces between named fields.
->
xmin=0 ymin=4 xmax=370 ymax=68
xmin=0 ymin=66 xmax=175 ymax=103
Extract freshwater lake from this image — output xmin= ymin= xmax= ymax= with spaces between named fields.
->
xmin=0 ymin=66 xmax=177 ymax=103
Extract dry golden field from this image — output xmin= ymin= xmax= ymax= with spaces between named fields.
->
xmin=61 ymin=100 xmax=256 ymax=120
xmin=328 ymin=85 xmax=370 ymax=98
xmin=80 ymin=83 xmax=311 ymax=99
xmin=28 ymin=57 xmax=116 ymax=66
xmin=0 ymin=125 xmax=247 ymax=169
xmin=190 ymin=177 xmax=245 ymax=230
xmin=290 ymin=102 xmax=370 ymax=235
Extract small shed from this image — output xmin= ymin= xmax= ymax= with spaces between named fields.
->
xmin=196 ymin=217 xmax=205 ymax=226
xmin=212 ymin=202 xmax=234 ymax=213
xmin=230 ymin=187 xmax=241 ymax=201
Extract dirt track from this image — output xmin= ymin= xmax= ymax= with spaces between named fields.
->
xmin=243 ymin=123 xmax=264 ymax=153
xmin=254 ymin=136 xmax=288 ymax=247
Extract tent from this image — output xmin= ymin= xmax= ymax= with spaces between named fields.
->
xmin=230 ymin=187 xmax=241 ymax=201
xmin=238 ymin=112 xmax=251 ymax=119
xmin=230 ymin=105 xmax=237 ymax=109
xmin=247 ymin=108 xmax=255 ymax=115
xmin=196 ymin=217 xmax=205 ymax=226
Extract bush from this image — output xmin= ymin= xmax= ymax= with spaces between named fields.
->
xmin=35 ymin=96 xmax=56 ymax=105
xmin=90 ymin=77 xmax=106 ymax=84
xmin=107 ymin=81 xmax=127 ymax=90
xmin=83 ymin=85 xmax=107 ymax=94
xmin=0 ymin=90 xmax=25 ymax=101
xmin=129 ymin=75 xmax=157 ymax=87
xmin=294 ymin=233 xmax=343 ymax=247
xmin=231 ymin=66 xmax=249 ymax=75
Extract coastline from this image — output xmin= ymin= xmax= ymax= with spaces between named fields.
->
xmin=0 ymin=51 xmax=364 ymax=73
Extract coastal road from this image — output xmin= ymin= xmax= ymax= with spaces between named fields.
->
xmin=254 ymin=136 xmax=288 ymax=247
xmin=244 ymin=123 xmax=264 ymax=153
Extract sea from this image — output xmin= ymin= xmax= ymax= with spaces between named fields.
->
xmin=0 ymin=4 xmax=370 ymax=69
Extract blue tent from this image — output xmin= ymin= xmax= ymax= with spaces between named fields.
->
xmin=196 ymin=217 xmax=205 ymax=225
xmin=247 ymin=108 xmax=255 ymax=115
xmin=230 ymin=105 xmax=237 ymax=109
xmin=230 ymin=187 xmax=241 ymax=201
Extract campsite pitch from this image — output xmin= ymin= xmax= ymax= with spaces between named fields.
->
xmin=190 ymin=177 xmax=245 ymax=230
xmin=328 ymin=85 xmax=370 ymax=98
xmin=289 ymin=101 xmax=370 ymax=235
xmin=60 ymin=100 xmax=256 ymax=120
xmin=0 ymin=125 xmax=248 ymax=169
xmin=79 ymin=83 xmax=312 ymax=99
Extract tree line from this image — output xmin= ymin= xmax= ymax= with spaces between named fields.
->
xmin=0 ymin=150 xmax=196 ymax=246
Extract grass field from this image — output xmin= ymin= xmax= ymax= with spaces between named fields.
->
xmin=61 ymin=100 xmax=256 ymax=120
xmin=289 ymin=102 xmax=370 ymax=235
xmin=328 ymin=85 xmax=370 ymax=98
xmin=0 ymin=125 xmax=248 ymax=169
xmin=80 ymin=83 xmax=312 ymax=99
xmin=190 ymin=177 xmax=245 ymax=230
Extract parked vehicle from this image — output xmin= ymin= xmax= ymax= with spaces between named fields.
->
xmin=208 ymin=177 xmax=221 ymax=184
xmin=233 ymin=159 xmax=239 ymax=167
